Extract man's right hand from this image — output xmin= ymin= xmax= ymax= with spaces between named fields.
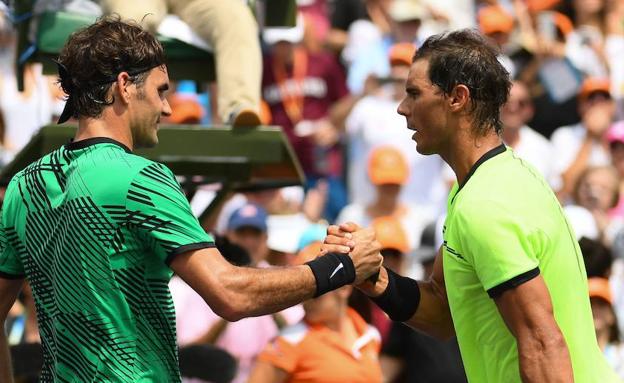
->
xmin=321 ymin=222 xmax=383 ymax=285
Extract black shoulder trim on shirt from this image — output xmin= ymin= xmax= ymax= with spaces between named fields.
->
xmin=487 ymin=267 xmax=540 ymax=298
xmin=65 ymin=137 xmax=132 ymax=154
xmin=0 ymin=270 xmax=25 ymax=280
xmin=165 ymin=242 xmax=216 ymax=266
xmin=458 ymin=144 xmax=507 ymax=191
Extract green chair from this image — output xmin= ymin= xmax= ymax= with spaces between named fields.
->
xmin=0 ymin=125 xmax=305 ymax=220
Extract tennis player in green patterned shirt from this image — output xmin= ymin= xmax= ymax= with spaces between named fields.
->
xmin=0 ymin=17 xmax=383 ymax=382
xmin=324 ymin=30 xmax=620 ymax=382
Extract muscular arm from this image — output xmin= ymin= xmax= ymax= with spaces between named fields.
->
xmin=406 ymin=248 xmax=454 ymax=339
xmin=170 ymin=247 xmax=315 ymax=321
xmin=0 ymin=277 xmax=24 ymax=383
xmin=494 ymin=275 xmax=573 ymax=382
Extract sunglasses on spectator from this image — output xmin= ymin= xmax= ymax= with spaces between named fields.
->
xmin=505 ymin=99 xmax=530 ymax=109
xmin=584 ymin=91 xmax=611 ymax=103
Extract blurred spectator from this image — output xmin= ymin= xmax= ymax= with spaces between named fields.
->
xmin=373 ymin=216 xmax=410 ymax=272
xmin=512 ymin=0 xmax=582 ymax=135
xmin=501 ymin=80 xmax=555 ymax=180
xmin=418 ymin=0 xmax=476 ymax=36
xmin=0 ymin=8 xmax=58 ymax=165
xmin=265 ymin=212 xmax=313 ymax=266
xmin=101 ymin=0 xmax=262 ymax=125
xmin=514 ymin=0 xmax=572 ymax=63
xmin=345 ymin=42 xmax=447 ymax=213
xmin=226 ymin=203 xmax=270 ymax=265
xmin=607 ymin=121 xmax=624 ymax=220
xmin=298 ymin=0 xmax=332 ymax=53
xmin=327 ymin=0 xmax=391 ymax=54
xmin=249 ymin=242 xmax=383 ymax=383
xmin=580 ymin=236 xmax=614 ymax=278
xmin=605 ymin=1 xmax=624 ymax=119
xmin=566 ymin=0 xmax=610 ymax=78
xmin=564 ymin=204 xmax=600 ymax=241
xmin=345 ymin=0 xmax=425 ymax=94
xmin=205 ymin=184 xmax=325 ymax=241
xmin=171 ymin=203 xmax=303 ymax=383
xmin=572 ymin=166 xmax=621 ymax=244
xmin=589 ymin=277 xmax=624 ymax=377
xmin=262 ymin=15 xmax=352 ymax=221
xmin=478 ymin=4 xmax=516 ymax=77
xmin=551 ymin=78 xmax=615 ymax=200
xmin=337 ymin=146 xmax=434 ymax=250
xmin=380 ymin=221 xmax=467 ymax=383
xmin=0 ymin=63 xmax=58 ymax=165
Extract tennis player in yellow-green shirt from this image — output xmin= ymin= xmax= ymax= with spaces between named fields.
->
xmin=324 ymin=29 xmax=620 ymax=382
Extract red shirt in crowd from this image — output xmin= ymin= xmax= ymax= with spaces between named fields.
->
xmin=262 ymin=49 xmax=349 ymax=177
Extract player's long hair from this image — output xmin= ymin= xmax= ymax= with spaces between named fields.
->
xmin=414 ymin=29 xmax=511 ymax=136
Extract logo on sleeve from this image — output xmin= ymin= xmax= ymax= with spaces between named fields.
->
xmin=443 ymin=241 xmax=465 ymax=261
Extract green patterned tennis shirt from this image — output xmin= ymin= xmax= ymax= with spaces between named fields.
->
xmin=0 ymin=137 xmax=214 ymax=382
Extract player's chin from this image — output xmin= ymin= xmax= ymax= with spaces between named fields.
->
xmin=136 ymin=134 xmax=159 ymax=149
xmin=414 ymin=141 xmax=434 ymax=155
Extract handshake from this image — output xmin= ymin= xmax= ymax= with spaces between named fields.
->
xmin=313 ymin=222 xmax=420 ymax=324
xmin=317 ymin=222 xmax=387 ymax=293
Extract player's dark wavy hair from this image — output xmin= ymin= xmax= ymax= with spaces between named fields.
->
xmin=414 ymin=29 xmax=511 ymax=136
xmin=56 ymin=15 xmax=165 ymax=119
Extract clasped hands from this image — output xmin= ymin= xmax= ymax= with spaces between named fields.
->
xmin=320 ymin=222 xmax=387 ymax=295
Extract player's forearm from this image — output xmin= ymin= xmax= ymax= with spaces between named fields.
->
xmin=0 ymin=330 xmax=15 ymax=383
xmin=215 ymin=265 xmax=316 ymax=321
xmin=360 ymin=267 xmax=455 ymax=340
xmin=517 ymin=328 xmax=573 ymax=382
xmin=405 ymin=280 xmax=455 ymax=340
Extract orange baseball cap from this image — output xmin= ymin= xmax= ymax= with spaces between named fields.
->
xmin=478 ymin=5 xmax=514 ymax=35
xmin=588 ymin=277 xmax=613 ymax=305
xmin=525 ymin=0 xmax=560 ymax=13
xmin=579 ymin=78 xmax=611 ymax=101
xmin=372 ymin=216 xmax=410 ymax=254
xmin=167 ymin=95 xmax=203 ymax=124
xmin=389 ymin=43 xmax=416 ymax=67
xmin=368 ymin=146 xmax=409 ymax=185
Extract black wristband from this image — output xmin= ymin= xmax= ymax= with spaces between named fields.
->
xmin=306 ymin=253 xmax=355 ymax=297
xmin=371 ymin=268 xmax=421 ymax=322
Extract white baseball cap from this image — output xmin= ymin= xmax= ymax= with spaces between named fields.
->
xmin=263 ymin=14 xmax=305 ymax=45
xmin=388 ymin=0 xmax=427 ymax=23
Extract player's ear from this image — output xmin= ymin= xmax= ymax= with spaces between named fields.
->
xmin=448 ymin=84 xmax=470 ymax=112
xmin=114 ymin=72 xmax=133 ymax=105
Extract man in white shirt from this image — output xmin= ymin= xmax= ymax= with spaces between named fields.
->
xmin=345 ymin=43 xmax=446 ymax=214
xmin=550 ymin=78 xmax=616 ymax=200
xmin=501 ymin=81 xmax=554 ymax=181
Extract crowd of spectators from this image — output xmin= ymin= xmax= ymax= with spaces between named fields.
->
xmin=4 ymin=0 xmax=624 ymax=381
